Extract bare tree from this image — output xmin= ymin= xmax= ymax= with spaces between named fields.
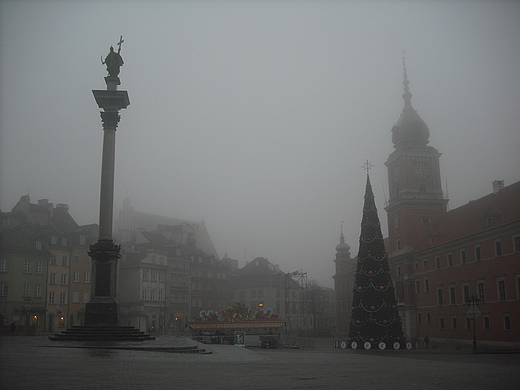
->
xmin=305 ymin=279 xmax=328 ymax=333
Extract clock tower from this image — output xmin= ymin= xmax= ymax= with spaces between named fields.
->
xmin=385 ymin=59 xmax=448 ymax=253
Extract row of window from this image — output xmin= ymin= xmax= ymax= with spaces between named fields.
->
xmin=418 ymin=312 xmax=512 ymax=331
xmin=0 ymin=255 xmax=91 ymax=273
xmin=142 ymin=269 xmax=165 ymax=282
xmin=140 ymin=289 xmax=165 ymax=301
xmin=49 ymin=271 xmax=90 ymax=284
xmin=49 ymin=235 xmax=86 ymax=246
xmin=410 ymin=236 xmax=520 ymax=271
xmin=414 ymin=277 xmax=514 ymax=304
xmin=22 ymin=283 xmax=42 ymax=297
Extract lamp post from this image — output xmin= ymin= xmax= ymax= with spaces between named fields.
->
xmin=466 ymin=295 xmax=480 ymax=350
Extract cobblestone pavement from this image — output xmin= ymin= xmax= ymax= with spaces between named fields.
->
xmin=1 ymin=336 xmax=519 ymax=390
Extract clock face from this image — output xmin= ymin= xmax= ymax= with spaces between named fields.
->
xmin=413 ymin=162 xmax=429 ymax=178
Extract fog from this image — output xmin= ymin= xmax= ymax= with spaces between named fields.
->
xmin=1 ymin=1 xmax=519 ymax=287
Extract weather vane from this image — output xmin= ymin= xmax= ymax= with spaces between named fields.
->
xmin=362 ymin=160 xmax=374 ymax=174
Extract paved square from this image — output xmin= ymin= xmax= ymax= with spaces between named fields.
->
xmin=1 ymin=336 xmax=519 ymax=389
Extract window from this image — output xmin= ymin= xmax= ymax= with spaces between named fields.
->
xmin=0 ymin=282 xmax=7 ymax=296
xmin=462 ymin=284 xmax=470 ymax=303
xmin=397 ymin=266 xmax=401 ymax=276
xmin=142 ymin=269 xmax=149 ymax=280
xmin=150 ymin=290 xmax=156 ymax=301
xmin=466 ymin=317 xmax=471 ymax=330
xmin=79 ymin=235 xmax=86 ymax=245
xmin=36 ymin=261 xmax=42 ymax=274
xmin=141 ymin=289 xmax=148 ymax=300
xmin=447 ymin=253 xmax=453 ymax=267
xmin=50 ymin=254 xmax=57 ymax=265
xmin=73 ymin=271 xmax=80 ymax=282
xmin=451 ymin=316 xmax=458 ymax=329
xmin=61 ymin=256 xmax=68 ymax=266
xmin=417 ymin=312 xmax=422 ymax=324
xmin=436 ymin=256 xmax=441 ymax=269
xmin=51 ymin=236 xmax=58 ymax=244
xmin=483 ymin=315 xmax=490 ymax=330
xmin=421 ymin=217 xmax=430 ymax=224
xmin=514 ymin=236 xmax=520 ymax=253
xmin=437 ymin=287 xmax=444 ymax=305
xmin=158 ymin=290 xmax=164 ymax=301
xmin=49 ymin=292 xmax=55 ymax=304
xmin=151 ymin=270 xmax=157 ymax=281
xmin=475 ymin=246 xmax=481 ymax=261
xmin=34 ymin=284 xmax=41 ymax=297
xmin=495 ymin=240 xmax=502 ymax=256
xmin=449 ymin=286 xmax=456 ymax=305
xmin=84 ymin=271 xmax=90 ymax=283
xmin=396 ymin=239 xmax=401 ymax=250
xmin=460 ymin=249 xmax=467 ymax=264
xmin=72 ymin=291 xmax=79 ymax=303
xmin=24 ymin=260 xmax=31 ymax=273
xmin=49 ymin=273 xmax=56 ymax=284
xmin=36 ymin=241 xmax=42 ymax=250
xmin=0 ymin=258 xmax=6 ymax=272
xmin=504 ymin=314 xmax=511 ymax=330
xmin=60 ymin=274 xmax=67 ymax=285
xmin=83 ymin=291 xmax=89 ymax=303
xmin=23 ymin=283 xmax=30 ymax=297
xmin=439 ymin=316 xmax=445 ymax=329
xmin=74 ymin=254 xmax=80 ymax=262
xmin=423 ymin=259 xmax=428 ymax=267
xmin=59 ymin=292 xmax=66 ymax=304
xmin=477 ymin=282 xmax=485 ymax=302
xmin=424 ymin=277 xmax=430 ymax=293
xmin=497 ymin=279 xmax=506 ymax=301
xmin=415 ymin=280 xmax=421 ymax=293
xmin=414 ymin=262 xmax=419 ymax=270
xmin=159 ymin=270 xmax=165 ymax=282
xmin=426 ymin=311 xmax=431 ymax=323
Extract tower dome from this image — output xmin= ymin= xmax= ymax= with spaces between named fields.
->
xmin=391 ymin=56 xmax=430 ymax=148
xmin=336 ymin=226 xmax=351 ymax=253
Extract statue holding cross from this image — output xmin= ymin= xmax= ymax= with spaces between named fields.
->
xmin=102 ymin=36 xmax=124 ymax=78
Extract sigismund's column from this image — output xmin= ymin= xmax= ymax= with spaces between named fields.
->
xmin=84 ymin=37 xmax=130 ymax=326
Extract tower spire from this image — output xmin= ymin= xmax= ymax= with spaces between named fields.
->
xmin=402 ymin=50 xmax=412 ymax=107
xmin=391 ymin=52 xmax=430 ymax=148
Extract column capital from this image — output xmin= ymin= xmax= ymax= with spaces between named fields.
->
xmin=100 ymin=111 xmax=121 ymax=130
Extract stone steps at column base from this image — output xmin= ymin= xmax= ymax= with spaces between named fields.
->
xmin=49 ymin=325 xmax=155 ymax=341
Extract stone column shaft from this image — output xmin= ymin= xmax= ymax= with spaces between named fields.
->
xmin=98 ymin=111 xmax=120 ymax=240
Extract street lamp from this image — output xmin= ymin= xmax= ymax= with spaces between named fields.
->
xmin=466 ymin=295 xmax=480 ymax=350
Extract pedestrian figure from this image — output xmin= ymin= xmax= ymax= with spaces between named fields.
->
xmin=424 ymin=335 xmax=429 ymax=348
xmin=10 ymin=322 xmax=16 ymax=336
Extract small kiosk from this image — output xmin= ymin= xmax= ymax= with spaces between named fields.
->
xmin=188 ymin=303 xmax=285 ymax=347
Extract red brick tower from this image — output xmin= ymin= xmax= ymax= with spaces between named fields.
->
xmin=384 ymin=57 xmax=448 ymax=254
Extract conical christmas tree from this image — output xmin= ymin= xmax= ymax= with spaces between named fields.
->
xmin=348 ymin=174 xmax=404 ymax=349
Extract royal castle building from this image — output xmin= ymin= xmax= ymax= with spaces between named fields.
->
xmin=335 ymin=64 xmax=520 ymax=347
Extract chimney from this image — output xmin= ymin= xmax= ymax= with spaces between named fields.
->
xmin=492 ymin=180 xmax=504 ymax=194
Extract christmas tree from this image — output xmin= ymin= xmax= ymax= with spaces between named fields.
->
xmin=348 ymin=173 xmax=404 ymax=349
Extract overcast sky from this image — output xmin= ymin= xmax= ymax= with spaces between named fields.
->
xmin=1 ymin=1 xmax=519 ymax=288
